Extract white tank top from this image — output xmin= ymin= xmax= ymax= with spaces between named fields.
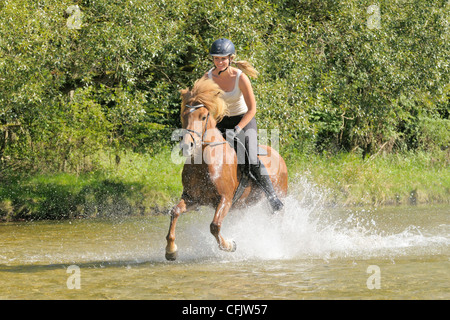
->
xmin=208 ymin=68 xmax=248 ymax=116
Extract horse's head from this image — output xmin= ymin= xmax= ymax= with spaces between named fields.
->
xmin=179 ymin=78 xmax=228 ymax=157
xmin=179 ymin=102 xmax=211 ymax=157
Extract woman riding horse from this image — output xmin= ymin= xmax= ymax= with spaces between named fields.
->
xmin=204 ymin=38 xmax=284 ymax=213
xmin=165 ymin=77 xmax=288 ymax=260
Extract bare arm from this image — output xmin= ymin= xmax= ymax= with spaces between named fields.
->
xmin=236 ymin=73 xmax=256 ymax=130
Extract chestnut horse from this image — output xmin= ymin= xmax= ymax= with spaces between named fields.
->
xmin=165 ymin=78 xmax=288 ymax=260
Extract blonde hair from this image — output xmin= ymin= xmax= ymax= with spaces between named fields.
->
xmin=230 ymin=54 xmax=259 ymax=79
xmin=180 ymin=78 xmax=229 ymax=126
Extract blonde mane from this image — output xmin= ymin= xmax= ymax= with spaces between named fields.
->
xmin=180 ymin=78 xmax=228 ymax=126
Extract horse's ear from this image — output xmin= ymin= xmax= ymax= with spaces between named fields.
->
xmin=180 ymin=88 xmax=191 ymax=104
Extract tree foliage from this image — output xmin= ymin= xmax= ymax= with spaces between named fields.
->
xmin=0 ymin=0 xmax=448 ymax=175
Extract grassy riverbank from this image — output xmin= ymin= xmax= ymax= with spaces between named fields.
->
xmin=286 ymin=150 xmax=450 ymax=207
xmin=1 ymin=149 xmax=449 ymax=221
xmin=0 ymin=150 xmax=184 ymax=221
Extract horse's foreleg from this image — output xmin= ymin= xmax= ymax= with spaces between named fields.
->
xmin=210 ymin=196 xmax=236 ymax=252
xmin=165 ymin=199 xmax=187 ymax=261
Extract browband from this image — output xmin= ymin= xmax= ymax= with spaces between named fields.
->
xmin=185 ymin=104 xmax=205 ymax=113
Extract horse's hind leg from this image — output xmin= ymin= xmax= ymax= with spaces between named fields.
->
xmin=210 ymin=196 xmax=236 ymax=252
xmin=165 ymin=199 xmax=188 ymax=261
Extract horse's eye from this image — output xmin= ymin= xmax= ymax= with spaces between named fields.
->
xmin=202 ymin=116 xmax=207 ymax=121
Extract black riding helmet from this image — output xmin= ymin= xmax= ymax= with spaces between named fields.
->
xmin=209 ymin=38 xmax=235 ymax=75
xmin=209 ymin=38 xmax=235 ymax=57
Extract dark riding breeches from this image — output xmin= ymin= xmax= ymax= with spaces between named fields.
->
xmin=216 ymin=115 xmax=258 ymax=166
xmin=217 ymin=115 xmax=284 ymax=212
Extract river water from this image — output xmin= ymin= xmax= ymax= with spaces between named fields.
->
xmin=0 ymin=191 xmax=448 ymax=300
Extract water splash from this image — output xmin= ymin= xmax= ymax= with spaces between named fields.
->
xmin=1 ymin=175 xmax=447 ymax=266
xmin=181 ymin=175 xmax=449 ymax=262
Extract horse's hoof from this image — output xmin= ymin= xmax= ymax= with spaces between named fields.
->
xmin=220 ymin=240 xmax=237 ymax=252
xmin=229 ymin=240 xmax=237 ymax=252
xmin=165 ymin=244 xmax=178 ymax=261
xmin=165 ymin=250 xmax=178 ymax=261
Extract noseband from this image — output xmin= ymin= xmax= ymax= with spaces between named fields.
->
xmin=184 ymin=104 xmax=226 ymax=148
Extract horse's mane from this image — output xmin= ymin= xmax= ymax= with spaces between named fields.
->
xmin=180 ymin=78 xmax=228 ymax=126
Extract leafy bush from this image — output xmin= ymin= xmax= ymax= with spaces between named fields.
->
xmin=1 ymin=0 xmax=448 ymax=175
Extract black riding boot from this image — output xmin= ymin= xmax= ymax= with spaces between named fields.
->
xmin=249 ymin=161 xmax=284 ymax=213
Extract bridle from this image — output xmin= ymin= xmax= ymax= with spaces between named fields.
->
xmin=183 ymin=104 xmax=226 ymax=148
xmin=181 ymin=104 xmax=250 ymax=176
